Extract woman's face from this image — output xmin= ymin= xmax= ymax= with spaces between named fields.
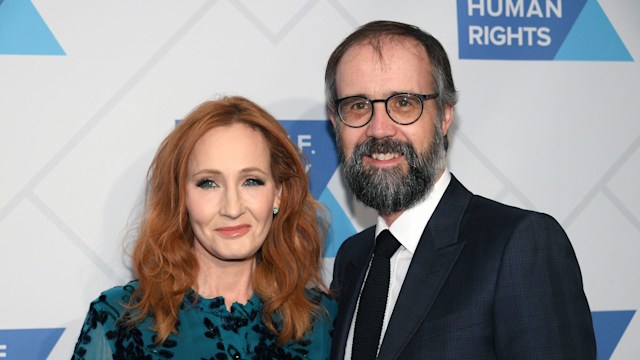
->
xmin=186 ymin=123 xmax=281 ymax=265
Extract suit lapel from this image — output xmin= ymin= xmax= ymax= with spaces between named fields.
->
xmin=377 ymin=175 xmax=473 ymax=359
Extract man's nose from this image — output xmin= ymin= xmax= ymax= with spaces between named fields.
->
xmin=366 ymin=102 xmax=398 ymax=139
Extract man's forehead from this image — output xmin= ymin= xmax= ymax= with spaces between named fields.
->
xmin=335 ymin=36 xmax=434 ymax=95
xmin=343 ymin=36 xmax=428 ymax=65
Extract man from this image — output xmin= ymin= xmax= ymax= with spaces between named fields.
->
xmin=326 ymin=20 xmax=596 ymax=359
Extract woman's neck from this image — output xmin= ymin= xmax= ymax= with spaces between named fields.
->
xmin=195 ymin=255 xmax=257 ymax=310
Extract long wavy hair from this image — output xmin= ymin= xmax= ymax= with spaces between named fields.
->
xmin=127 ymin=96 xmax=327 ymax=344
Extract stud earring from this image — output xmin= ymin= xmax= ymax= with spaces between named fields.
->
xmin=273 ymin=208 xmax=280 ymax=215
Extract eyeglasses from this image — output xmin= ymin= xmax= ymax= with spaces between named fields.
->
xmin=334 ymin=92 xmax=439 ymax=128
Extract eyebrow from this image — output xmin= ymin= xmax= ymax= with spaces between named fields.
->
xmin=340 ymin=90 xmax=415 ymax=99
xmin=190 ymin=167 xmax=269 ymax=177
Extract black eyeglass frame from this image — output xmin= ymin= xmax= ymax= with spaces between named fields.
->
xmin=334 ymin=92 xmax=439 ymax=128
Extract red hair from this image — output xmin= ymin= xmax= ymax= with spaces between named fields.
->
xmin=128 ymin=96 xmax=327 ymax=344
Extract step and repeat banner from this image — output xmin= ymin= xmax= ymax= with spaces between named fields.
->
xmin=1 ymin=0 xmax=638 ymax=358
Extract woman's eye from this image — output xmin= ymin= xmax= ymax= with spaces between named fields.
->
xmin=196 ymin=179 xmax=218 ymax=189
xmin=244 ymin=178 xmax=265 ymax=187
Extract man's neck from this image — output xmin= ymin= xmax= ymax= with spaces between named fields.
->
xmin=381 ymin=211 xmax=403 ymax=226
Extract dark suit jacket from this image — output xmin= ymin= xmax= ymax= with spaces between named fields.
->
xmin=330 ymin=175 xmax=596 ymax=359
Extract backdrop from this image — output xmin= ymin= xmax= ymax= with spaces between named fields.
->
xmin=1 ymin=0 xmax=638 ymax=359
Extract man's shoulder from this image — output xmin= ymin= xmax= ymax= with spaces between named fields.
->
xmin=469 ymin=194 xmax=529 ymax=215
xmin=462 ymin=193 xmax=562 ymax=236
xmin=346 ymin=225 xmax=375 ymax=239
xmin=446 ymin=176 xmax=539 ymax=224
xmin=446 ymin=176 xmax=559 ymax=231
xmin=469 ymin=193 xmax=550 ymax=216
xmin=334 ymin=226 xmax=375 ymax=260
xmin=341 ymin=225 xmax=373 ymax=248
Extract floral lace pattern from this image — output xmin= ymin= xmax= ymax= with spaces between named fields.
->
xmin=73 ymin=281 xmax=336 ymax=359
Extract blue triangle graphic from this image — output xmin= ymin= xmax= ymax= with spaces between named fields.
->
xmin=0 ymin=328 xmax=65 ymax=359
xmin=555 ymin=0 xmax=632 ymax=61
xmin=280 ymin=120 xmax=339 ymax=199
xmin=591 ymin=310 xmax=635 ymax=359
xmin=320 ymin=187 xmax=356 ymax=257
xmin=0 ymin=0 xmax=65 ymax=55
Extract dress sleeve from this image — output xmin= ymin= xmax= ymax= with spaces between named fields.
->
xmin=305 ymin=292 xmax=339 ymax=360
xmin=72 ymin=295 xmax=120 ymax=359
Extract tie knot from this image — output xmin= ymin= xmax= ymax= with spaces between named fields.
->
xmin=374 ymin=230 xmax=401 ymax=259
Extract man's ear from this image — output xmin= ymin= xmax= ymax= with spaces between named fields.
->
xmin=441 ymin=105 xmax=454 ymax=136
xmin=328 ymin=109 xmax=338 ymax=129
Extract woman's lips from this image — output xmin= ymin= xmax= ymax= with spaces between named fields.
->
xmin=215 ymin=225 xmax=251 ymax=238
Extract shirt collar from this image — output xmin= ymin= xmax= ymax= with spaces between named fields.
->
xmin=375 ymin=168 xmax=451 ymax=254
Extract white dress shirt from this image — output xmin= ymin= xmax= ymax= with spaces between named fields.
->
xmin=344 ymin=169 xmax=451 ymax=359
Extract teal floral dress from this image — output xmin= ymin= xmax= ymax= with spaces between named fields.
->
xmin=73 ymin=281 xmax=337 ymax=359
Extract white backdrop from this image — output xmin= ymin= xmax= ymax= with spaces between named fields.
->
xmin=1 ymin=1 xmax=638 ymax=359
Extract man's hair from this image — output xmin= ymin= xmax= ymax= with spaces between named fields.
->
xmin=325 ymin=20 xmax=458 ymax=148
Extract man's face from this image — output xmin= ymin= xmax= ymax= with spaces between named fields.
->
xmin=330 ymin=39 xmax=453 ymax=215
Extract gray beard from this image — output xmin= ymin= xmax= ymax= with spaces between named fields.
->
xmin=338 ymin=123 xmax=446 ymax=214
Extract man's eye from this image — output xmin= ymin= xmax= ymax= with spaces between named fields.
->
xmin=353 ymin=101 xmax=368 ymax=110
xmin=352 ymin=100 xmax=372 ymax=111
xmin=395 ymin=96 xmax=416 ymax=108
xmin=196 ymin=179 xmax=218 ymax=189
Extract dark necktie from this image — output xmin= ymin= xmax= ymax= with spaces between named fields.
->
xmin=352 ymin=229 xmax=401 ymax=359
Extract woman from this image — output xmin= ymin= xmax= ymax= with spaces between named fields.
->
xmin=73 ymin=96 xmax=337 ymax=359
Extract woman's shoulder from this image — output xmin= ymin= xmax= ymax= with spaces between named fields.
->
xmin=307 ymin=287 xmax=336 ymax=300
xmin=98 ymin=280 xmax=138 ymax=300
xmin=90 ymin=280 xmax=139 ymax=312
xmin=74 ymin=281 xmax=147 ymax=359
xmin=293 ymin=288 xmax=336 ymax=359
xmin=306 ymin=288 xmax=338 ymax=317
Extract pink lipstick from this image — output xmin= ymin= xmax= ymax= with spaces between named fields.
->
xmin=215 ymin=225 xmax=251 ymax=238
